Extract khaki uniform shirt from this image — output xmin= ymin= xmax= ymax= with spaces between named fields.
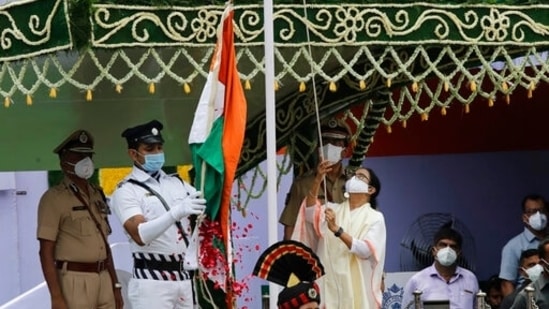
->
xmin=37 ymin=177 xmax=111 ymax=262
xmin=279 ymin=169 xmax=346 ymax=227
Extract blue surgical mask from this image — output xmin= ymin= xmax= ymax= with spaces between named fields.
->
xmin=138 ymin=152 xmax=165 ymax=173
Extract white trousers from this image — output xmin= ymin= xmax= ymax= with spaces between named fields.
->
xmin=128 ymin=278 xmax=195 ymax=309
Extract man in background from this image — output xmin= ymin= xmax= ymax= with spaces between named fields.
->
xmin=500 ymin=249 xmax=541 ymax=309
xmin=500 ymin=194 xmax=548 ymax=296
xmin=510 ymin=238 xmax=549 ymax=308
xmin=279 ymin=117 xmax=352 ymax=240
xmin=402 ymin=227 xmax=479 ymax=309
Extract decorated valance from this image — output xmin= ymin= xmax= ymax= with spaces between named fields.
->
xmin=1 ymin=0 xmax=549 ymax=180
xmin=90 ymin=3 xmax=549 ymax=47
xmin=0 ymin=0 xmax=71 ymax=62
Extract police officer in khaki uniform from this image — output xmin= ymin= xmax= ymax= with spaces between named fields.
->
xmin=37 ymin=130 xmax=123 ymax=309
xmin=279 ymin=118 xmax=352 ymax=240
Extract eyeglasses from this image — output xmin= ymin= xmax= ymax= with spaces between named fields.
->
xmin=349 ymin=172 xmax=370 ymax=183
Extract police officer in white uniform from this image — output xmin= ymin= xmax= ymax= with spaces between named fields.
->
xmin=111 ymin=120 xmax=206 ymax=309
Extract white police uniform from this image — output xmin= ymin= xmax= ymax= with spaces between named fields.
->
xmin=112 ymin=166 xmax=197 ymax=309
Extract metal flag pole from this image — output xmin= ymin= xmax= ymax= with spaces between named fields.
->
xmin=263 ymin=0 xmax=279 ymax=307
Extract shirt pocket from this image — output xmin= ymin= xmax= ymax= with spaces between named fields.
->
xmin=65 ymin=210 xmax=94 ymax=236
xmin=141 ymin=195 xmax=166 ymax=220
xmin=459 ymin=288 xmax=475 ymax=306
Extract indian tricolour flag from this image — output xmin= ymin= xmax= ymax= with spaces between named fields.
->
xmin=187 ymin=1 xmax=247 ymax=300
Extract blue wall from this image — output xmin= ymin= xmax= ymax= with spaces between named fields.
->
xmin=366 ymin=150 xmax=549 ymax=280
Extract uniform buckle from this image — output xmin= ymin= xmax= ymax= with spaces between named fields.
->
xmin=97 ymin=260 xmax=106 ymax=272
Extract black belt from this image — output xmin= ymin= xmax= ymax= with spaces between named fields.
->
xmin=56 ymin=260 xmax=108 ymax=273
xmin=134 ymin=258 xmax=194 ymax=275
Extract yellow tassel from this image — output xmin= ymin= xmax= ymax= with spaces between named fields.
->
xmin=412 ymin=81 xmax=419 ymax=93
xmin=245 ymin=80 xmax=251 ymax=90
xmin=502 ymin=81 xmax=508 ymax=92
xmin=86 ymin=89 xmax=92 ymax=102
xmin=401 ymin=120 xmax=407 ymax=129
xmin=115 ymin=84 xmax=123 ymax=94
xmin=148 ymin=83 xmax=155 ymax=94
xmin=274 ymin=80 xmax=279 ymax=92
xmin=26 ymin=94 xmax=32 ymax=106
xmin=488 ymin=98 xmax=494 ymax=107
xmin=465 ymin=104 xmax=470 ymax=114
xmin=359 ymin=80 xmax=366 ymax=90
xmin=329 ymin=81 xmax=337 ymax=92
xmin=421 ymin=113 xmax=428 ymax=122
xmin=386 ymin=125 xmax=392 ymax=134
xmin=528 ymin=81 xmax=536 ymax=99
xmin=49 ymin=88 xmax=57 ymax=98
xmin=441 ymin=107 xmax=447 ymax=116
xmin=299 ymin=82 xmax=306 ymax=92
xmin=4 ymin=97 xmax=10 ymax=108
xmin=444 ymin=81 xmax=449 ymax=92
xmin=505 ymin=94 xmax=510 ymax=105
xmin=469 ymin=81 xmax=477 ymax=92
xmin=183 ymin=83 xmax=191 ymax=94
xmin=386 ymin=79 xmax=392 ymax=88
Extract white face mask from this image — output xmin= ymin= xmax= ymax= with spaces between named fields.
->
xmin=529 ymin=211 xmax=548 ymax=231
xmin=523 ymin=264 xmax=543 ymax=282
xmin=320 ymin=144 xmax=343 ymax=164
xmin=68 ymin=157 xmax=95 ymax=179
xmin=345 ymin=176 xmax=369 ymax=194
xmin=436 ymin=246 xmax=457 ymax=266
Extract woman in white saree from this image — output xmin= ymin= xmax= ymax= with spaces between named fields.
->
xmin=292 ymin=161 xmax=386 ymax=309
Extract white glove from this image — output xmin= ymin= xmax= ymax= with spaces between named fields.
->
xmin=169 ymin=191 xmax=207 ymax=220
xmin=137 ymin=192 xmax=206 ymax=245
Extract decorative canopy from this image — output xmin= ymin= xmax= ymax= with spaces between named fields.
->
xmin=1 ymin=0 xmax=549 ymax=175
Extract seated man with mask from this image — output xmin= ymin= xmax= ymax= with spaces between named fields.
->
xmin=500 ymin=249 xmax=541 ymax=309
xmin=510 ymin=238 xmax=549 ymax=309
xmin=401 ymin=227 xmax=479 ymax=309
xmin=279 ymin=117 xmax=352 ymax=240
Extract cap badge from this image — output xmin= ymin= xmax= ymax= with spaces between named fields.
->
xmin=79 ymin=132 xmax=88 ymax=143
xmin=307 ymin=287 xmax=317 ymax=299
xmin=327 ymin=118 xmax=338 ymax=128
xmin=151 ymin=128 xmax=158 ymax=135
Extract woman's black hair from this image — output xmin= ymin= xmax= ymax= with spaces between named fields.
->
xmin=365 ymin=167 xmax=381 ymax=209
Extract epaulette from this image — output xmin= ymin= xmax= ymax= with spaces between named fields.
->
xmin=116 ymin=179 xmax=130 ymax=188
xmin=168 ymin=173 xmax=185 ymax=184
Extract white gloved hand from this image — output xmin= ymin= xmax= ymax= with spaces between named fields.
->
xmin=169 ymin=191 xmax=207 ymax=220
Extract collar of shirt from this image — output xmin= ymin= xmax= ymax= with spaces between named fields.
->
xmin=62 ymin=176 xmax=92 ymax=194
xmin=130 ymin=165 xmax=166 ymax=183
xmin=427 ymin=263 xmax=463 ymax=283
xmin=522 ymin=227 xmax=538 ymax=242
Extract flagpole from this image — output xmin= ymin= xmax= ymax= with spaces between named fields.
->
xmin=263 ymin=0 xmax=279 ymax=307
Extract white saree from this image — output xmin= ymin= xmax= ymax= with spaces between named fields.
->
xmin=292 ymin=200 xmax=386 ymax=309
